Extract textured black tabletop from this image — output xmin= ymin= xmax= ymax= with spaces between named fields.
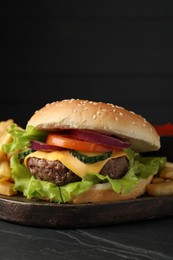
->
xmin=0 ymin=216 xmax=173 ymax=260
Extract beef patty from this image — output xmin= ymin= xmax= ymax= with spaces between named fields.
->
xmin=27 ymin=156 xmax=129 ymax=186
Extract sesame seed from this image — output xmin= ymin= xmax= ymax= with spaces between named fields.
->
xmin=116 ymin=105 xmax=124 ymax=110
xmin=68 ymin=99 xmax=74 ymax=103
xmin=130 ymin=111 xmax=135 ymax=114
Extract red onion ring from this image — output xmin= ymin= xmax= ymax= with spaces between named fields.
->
xmin=69 ymin=129 xmax=131 ymax=148
xmin=30 ymin=141 xmax=65 ymax=151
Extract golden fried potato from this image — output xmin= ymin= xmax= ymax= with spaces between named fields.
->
xmin=151 ymin=176 xmax=165 ymax=184
xmin=159 ymin=162 xmax=173 ymax=180
xmin=0 ymin=155 xmax=11 ymax=182
xmin=0 ymin=181 xmax=17 ymax=196
xmin=147 ymin=181 xmax=173 ymax=197
xmin=0 ymin=119 xmax=17 ymax=196
xmin=0 ymin=119 xmax=13 ymax=135
xmin=0 ymin=119 xmax=13 ymax=159
xmin=147 ymin=161 xmax=173 ymax=197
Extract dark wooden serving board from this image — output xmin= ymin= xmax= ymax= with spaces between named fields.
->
xmin=0 ymin=195 xmax=173 ymax=228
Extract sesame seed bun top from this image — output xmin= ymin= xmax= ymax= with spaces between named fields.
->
xmin=27 ymin=98 xmax=160 ymax=152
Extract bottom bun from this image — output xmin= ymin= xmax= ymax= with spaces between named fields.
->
xmin=72 ymin=176 xmax=153 ymax=204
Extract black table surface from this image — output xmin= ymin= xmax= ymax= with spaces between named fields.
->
xmin=1 ymin=215 xmax=173 ymax=260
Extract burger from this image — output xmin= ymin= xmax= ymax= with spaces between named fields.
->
xmin=3 ymin=99 xmax=166 ymax=203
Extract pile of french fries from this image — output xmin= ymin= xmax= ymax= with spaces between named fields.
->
xmin=147 ymin=162 xmax=173 ymax=196
xmin=0 ymin=119 xmax=17 ymax=196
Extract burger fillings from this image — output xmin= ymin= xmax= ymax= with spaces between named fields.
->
xmin=2 ymin=99 xmax=166 ymax=203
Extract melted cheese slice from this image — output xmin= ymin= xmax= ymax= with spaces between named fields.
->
xmin=25 ymin=150 xmax=127 ymax=178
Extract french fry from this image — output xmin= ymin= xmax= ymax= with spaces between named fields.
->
xmin=147 ymin=181 xmax=173 ymax=197
xmin=147 ymin=161 xmax=173 ymax=197
xmin=151 ymin=176 xmax=165 ymax=184
xmin=0 ymin=181 xmax=17 ymax=196
xmin=0 ymin=119 xmax=13 ymax=159
xmin=0 ymin=155 xmax=11 ymax=181
xmin=158 ymin=162 xmax=173 ymax=180
xmin=0 ymin=119 xmax=13 ymax=135
xmin=0 ymin=119 xmax=17 ymax=196
xmin=0 ymin=132 xmax=13 ymax=159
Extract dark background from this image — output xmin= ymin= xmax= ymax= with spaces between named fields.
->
xmin=1 ymin=1 xmax=173 ymax=128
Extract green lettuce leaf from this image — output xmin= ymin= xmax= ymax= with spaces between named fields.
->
xmin=2 ymin=123 xmax=47 ymax=154
xmin=3 ymin=124 xmax=167 ymax=203
xmin=11 ymin=154 xmax=63 ymax=202
xmin=10 ymin=150 xmax=166 ymax=203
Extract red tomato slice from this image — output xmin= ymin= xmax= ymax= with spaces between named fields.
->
xmin=46 ymin=134 xmax=114 ymax=152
